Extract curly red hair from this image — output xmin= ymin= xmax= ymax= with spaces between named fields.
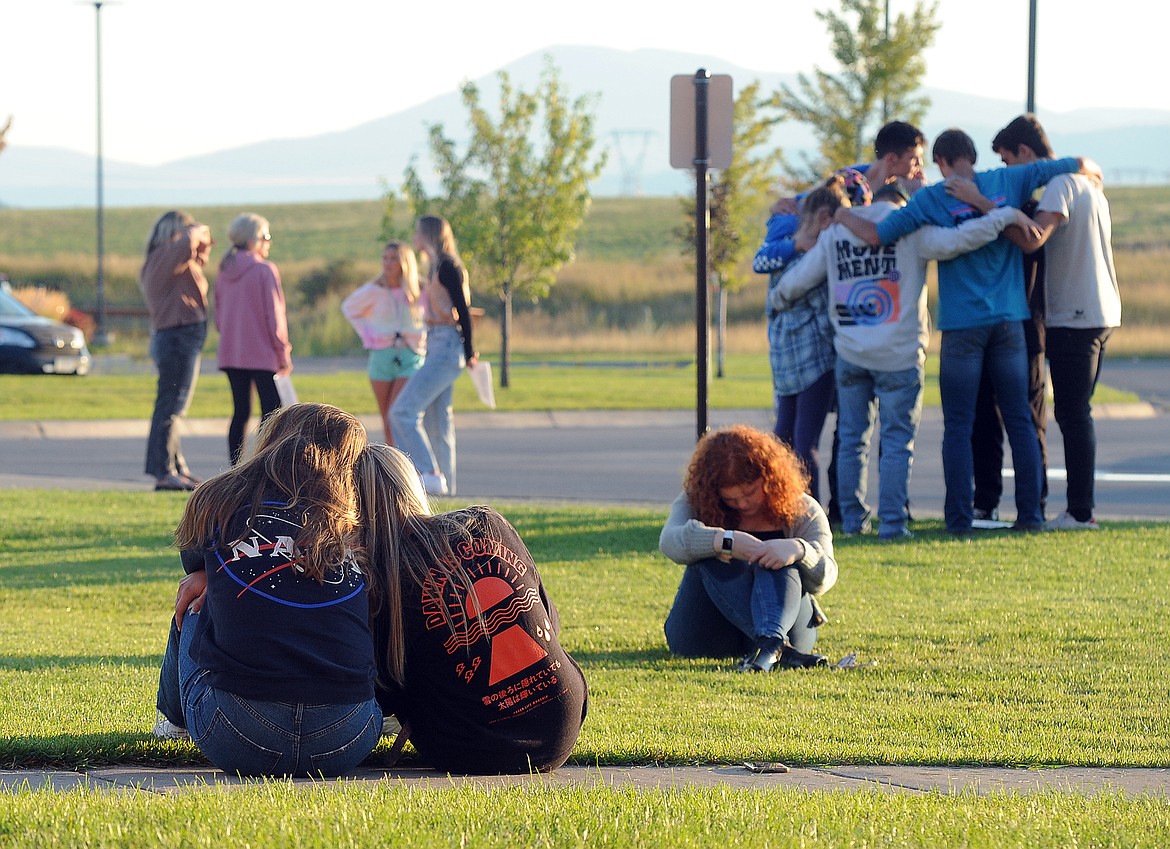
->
xmin=684 ymin=425 xmax=810 ymax=528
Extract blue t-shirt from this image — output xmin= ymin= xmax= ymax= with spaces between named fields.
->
xmin=876 ymin=157 xmax=1079 ymax=330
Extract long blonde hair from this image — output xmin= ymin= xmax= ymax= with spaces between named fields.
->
xmin=415 ymin=215 xmax=461 ymax=265
xmin=356 ymin=444 xmax=483 ymax=685
xmin=383 ymin=240 xmax=421 ymax=318
xmin=175 ymin=403 xmax=368 ymax=582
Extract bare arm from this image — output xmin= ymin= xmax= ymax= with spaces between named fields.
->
xmin=1077 ymin=157 xmax=1104 ymax=187
xmin=1015 ymin=209 xmax=1064 ymax=253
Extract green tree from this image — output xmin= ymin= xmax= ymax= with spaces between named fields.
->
xmin=679 ymin=81 xmax=782 ymax=377
xmin=771 ymin=0 xmax=940 ymax=187
xmin=389 ymin=58 xmax=606 ymax=388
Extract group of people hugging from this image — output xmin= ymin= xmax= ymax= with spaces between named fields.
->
xmin=656 ymin=113 xmax=1121 ymax=681
xmin=753 ymin=115 xmax=1120 ymax=539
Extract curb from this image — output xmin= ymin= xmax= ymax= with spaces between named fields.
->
xmin=0 ymin=402 xmax=1157 ymax=441
xmin=6 ymin=763 xmax=1170 ymax=796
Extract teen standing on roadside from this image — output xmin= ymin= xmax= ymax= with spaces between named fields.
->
xmin=215 ymin=213 xmax=292 ymax=466
xmin=342 ymin=240 xmax=425 ymax=445
xmin=390 ymin=215 xmax=476 ymax=496
xmin=139 ymin=210 xmax=212 ymax=492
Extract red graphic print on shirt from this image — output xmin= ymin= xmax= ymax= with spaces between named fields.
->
xmin=420 ymin=535 xmax=556 ymax=713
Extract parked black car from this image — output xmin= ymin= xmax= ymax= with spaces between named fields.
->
xmin=0 ymin=281 xmax=91 ymax=375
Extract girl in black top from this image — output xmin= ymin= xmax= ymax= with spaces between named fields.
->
xmin=389 ymin=215 xmax=477 ymax=497
xmin=357 ymin=443 xmax=588 ymax=774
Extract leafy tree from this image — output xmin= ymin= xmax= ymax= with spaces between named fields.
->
xmin=678 ymin=81 xmax=782 ymax=377
xmin=389 ymin=58 xmax=606 ymax=388
xmin=771 ymin=0 xmax=940 ymax=187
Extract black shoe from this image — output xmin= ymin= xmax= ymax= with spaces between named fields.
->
xmin=777 ymin=644 xmax=829 ymax=669
xmin=1010 ymin=521 xmax=1045 ymax=533
xmin=739 ymin=636 xmax=788 ymax=673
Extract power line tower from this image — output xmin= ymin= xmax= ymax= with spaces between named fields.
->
xmin=610 ymin=129 xmax=655 ymax=196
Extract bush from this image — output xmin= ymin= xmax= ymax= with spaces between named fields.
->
xmin=296 ymin=259 xmax=366 ymax=308
xmin=12 ymin=284 xmax=70 ymax=319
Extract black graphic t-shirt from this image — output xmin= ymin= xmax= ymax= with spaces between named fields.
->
xmin=183 ymin=501 xmax=376 ymax=705
xmin=374 ymin=507 xmax=588 ymax=774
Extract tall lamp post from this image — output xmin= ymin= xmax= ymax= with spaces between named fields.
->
xmin=90 ymin=1 xmax=111 ymax=345
xmin=1026 ymin=0 xmax=1037 ymax=113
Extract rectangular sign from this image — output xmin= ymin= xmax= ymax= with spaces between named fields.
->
xmin=669 ymin=73 xmax=733 ymax=170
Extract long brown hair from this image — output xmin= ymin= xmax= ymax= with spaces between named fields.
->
xmin=174 ymin=403 xmax=368 ymax=582
xmin=356 ymin=444 xmax=484 ymax=685
xmin=415 ymin=214 xmax=460 ymax=264
xmin=144 ymin=210 xmax=195 ymax=258
xmin=683 ymin=425 xmax=810 ymax=529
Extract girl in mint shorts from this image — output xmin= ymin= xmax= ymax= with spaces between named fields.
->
xmin=341 ymin=240 xmax=426 ymax=444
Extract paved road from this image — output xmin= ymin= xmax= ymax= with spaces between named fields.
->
xmin=1 ymin=358 xmax=1166 ymax=521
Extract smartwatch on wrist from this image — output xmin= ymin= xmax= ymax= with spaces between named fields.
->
xmin=719 ymin=529 xmax=734 ymax=562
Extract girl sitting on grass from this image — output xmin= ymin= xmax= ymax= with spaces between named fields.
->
xmin=356 ymin=443 xmax=588 ymax=774
xmin=153 ymin=403 xmax=382 ymax=777
xmin=659 ymin=425 xmax=838 ymax=672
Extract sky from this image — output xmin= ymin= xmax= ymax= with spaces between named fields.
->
xmin=0 ymin=0 xmax=1164 ymax=167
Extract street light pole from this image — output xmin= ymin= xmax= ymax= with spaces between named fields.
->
xmin=92 ymin=1 xmax=111 ymax=345
xmin=1026 ymin=0 xmax=1037 ymax=113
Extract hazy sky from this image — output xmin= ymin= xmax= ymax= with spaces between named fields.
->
xmin=1 ymin=0 xmax=1163 ymax=166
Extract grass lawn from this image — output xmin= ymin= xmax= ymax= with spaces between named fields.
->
xmin=2 ymin=491 xmax=1169 ymax=846
xmin=0 ymin=353 xmax=1139 ymax=421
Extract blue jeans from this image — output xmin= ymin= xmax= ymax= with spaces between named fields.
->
xmin=835 ymin=359 xmax=923 ymax=537
xmin=939 ymin=322 xmax=1044 ymax=532
xmin=145 ymin=322 xmax=206 ymax=478
xmin=774 ymin=368 xmax=836 ymax=504
xmin=1047 ymin=326 xmax=1112 ymax=520
xmin=390 ymin=325 xmax=463 ymax=493
xmin=155 ymin=613 xmax=381 ymax=777
xmin=663 ymin=560 xmax=818 ymax=657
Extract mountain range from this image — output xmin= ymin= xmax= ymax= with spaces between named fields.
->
xmin=2 ymin=45 xmax=1168 ymax=209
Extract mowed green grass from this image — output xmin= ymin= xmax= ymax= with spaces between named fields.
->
xmin=0 ymin=353 xmax=1138 ymax=421
xmin=3 ymin=491 xmax=1170 ymax=846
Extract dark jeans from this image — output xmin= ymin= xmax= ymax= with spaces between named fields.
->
xmin=1048 ymin=326 xmax=1113 ymax=520
xmin=775 ymin=368 xmax=836 ymax=506
xmin=223 ymin=368 xmax=282 ymax=465
xmin=663 ymin=560 xmax=818 ymax=658
xmin=145 ymin=322 xmax=206 ymax=478
xmin=939 ymin=322 xmax=1044 ymax=532
xmin=971 ymin=337 xmax=1048 ymax=515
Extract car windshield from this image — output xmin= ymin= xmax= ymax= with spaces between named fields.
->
xmin=0 ymin=287 xmax=37 ymax=318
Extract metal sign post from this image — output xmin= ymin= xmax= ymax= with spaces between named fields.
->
xmin=670 ymin=71 xmax=732 ymax=441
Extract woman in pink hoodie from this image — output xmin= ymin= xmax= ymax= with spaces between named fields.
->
xmin=214 ymin=213 xmax=292 ymax=466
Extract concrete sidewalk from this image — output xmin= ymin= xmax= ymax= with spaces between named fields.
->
xmin=5 ymin=762 xmax=1170 ymax=796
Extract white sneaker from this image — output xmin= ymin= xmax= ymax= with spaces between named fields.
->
xmin=152 ymin=711 xmax=189 ymax=740
xmin=381 ymin=714 xmax=402 ymax=736
xmin=421 ymin=472 xmax=449 ymax=496
xmin=1046 ymin=511 xmax=1099 ymax=531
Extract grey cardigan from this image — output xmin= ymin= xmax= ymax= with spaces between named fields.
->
xmin=658 ymin=492 xmax=838 ymax=596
